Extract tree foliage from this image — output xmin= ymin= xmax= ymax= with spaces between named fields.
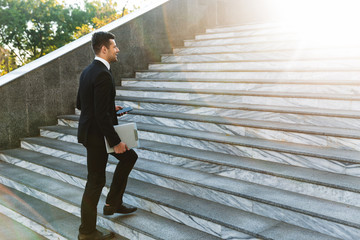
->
xmin=74 ymin=0 xmax=124 ymax=38
xmin=0 ymin=0 xmax=132 ymax=75
xmin=0 ymin=0 xmax=91 ymax=63
xmin=0 ymin=47 xmax=16 ymax=76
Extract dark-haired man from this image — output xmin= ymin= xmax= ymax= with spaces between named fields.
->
xmin=76 ymin=31 xmax=138 ymax=240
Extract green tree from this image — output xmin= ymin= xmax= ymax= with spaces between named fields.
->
xmin=74 ymin=0 xmax=131 ymax=39
xmin=0 ymin=47 xmax=16 ymax=76
xmin=0 ymin=0 xmax=137 ymax=75
xmin=0 ymin=0 xmax=92 ymax=64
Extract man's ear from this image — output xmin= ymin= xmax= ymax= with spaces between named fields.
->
xmin=101 ymin=45 xmax=108 ymax=55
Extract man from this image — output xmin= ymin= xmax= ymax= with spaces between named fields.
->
xmin=76 ymin=31 xmax=138 ymax=240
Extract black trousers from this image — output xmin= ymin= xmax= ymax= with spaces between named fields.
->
xmin=79 ymin=143 xmax=137 ymax=234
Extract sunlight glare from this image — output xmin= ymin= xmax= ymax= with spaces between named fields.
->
xmin=274 ymin=0 xmax=360 ymax=46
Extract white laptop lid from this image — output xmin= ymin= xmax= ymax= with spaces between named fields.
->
xmin=105 ymin=122 xmax=139 ymax=153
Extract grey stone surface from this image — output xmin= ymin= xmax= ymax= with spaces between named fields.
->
xmin=0 ymin=148 xmax=269 ymax=239
xmin=118 ymin=109 xmax=360 ymax=151
xmin=0 ymin=88 xmax=10 ymax=149
xmin=52 ymin=117 xmax=360 ymax=179
xmin=137 ymin=140 xmax=360 ymax=193
xmin=39 ymin=127 xmax=358 ymax=211
xmin=0 ymin=184 xmax=79 ymax=239
xmin=0 ymin=147 xmax=340 ymax=240
xmin=11 ymin=131 xmax=360 ymax=237
xmin=126 ymin=109 xmax=360 ymax=139
xmin=0 ymin=161 xmax=221 ymax=240
xmin=0 ymin=212 xmax=47 ymax=240
xmin=259 ymin=222 xmax=341 ymax=240
xmin=115 ymin=95 xmax=360 ymax=119
xmin=117 ymin=86 xmax=360 ymax=101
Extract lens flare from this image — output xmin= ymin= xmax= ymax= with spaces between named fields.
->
xmin=272 ymin=0 xmax=360 ymax=46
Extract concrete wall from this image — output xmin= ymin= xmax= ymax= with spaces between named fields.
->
xmin=111 ymin=0 xmax=218 ymax=83
xmin=0 ymin=0 xmax=218 ymax=149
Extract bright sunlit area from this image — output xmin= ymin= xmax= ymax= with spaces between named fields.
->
xmin=268 ymin=0 xmax=360 ymax=46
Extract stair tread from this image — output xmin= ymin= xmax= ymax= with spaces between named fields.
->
xmin=41 ymin=121 xmax=360 ymax=163
xmin=0 ymin=148 xmax=284 ymax=237
xmin=115 ymin=95 xmax=360 ymax=118
xmin=183 ymin=34 xmax=360 ymax=49
xmin=0 ymin=160 xmax=221 ymax=240
xmin=116 ymin=86 xmax=360 ymax=100
xmin=173 ymin=40 xmax=359 ymax=51
xmin=0 ymin=211 xmax=47 ymax=240
xmin=122 ymin=77 xmax=360 ymax=85
xmin=184 ymin=33 xmax=295 ymax=42
xmin=116 ymin=108 xmax=360 ymax=138
xmin=18 ymin=131 xmax=360 ymax=228
xmin=21 ymin=135 xmax=360 ymax=194
xmin=205 ymin=22 xmax=284 ymax=33
xmin=202 ymin=23 xmax=287 ymax=35
xmin=0 ymin=148 xmax=343 ymax=239
xmin=163 ymin=47 xmax=360 ymax=57
xmin=0 ymin=183 xmax=110 ymax=240
xmin=138 ymin=139 xmax=360 ymax=193
xmin=62 ymin=108 xmax=360 ymax=139
xmin=137 ymin=68 xmax=360 ymax=72
xmin=150 ymin=59 xmax=360 ymax=64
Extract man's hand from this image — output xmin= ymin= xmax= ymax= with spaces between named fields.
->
xmin=115 ymin=105 xmax=127 ymax=116
xmin=114 ymin=142 xmax=129 ymax=154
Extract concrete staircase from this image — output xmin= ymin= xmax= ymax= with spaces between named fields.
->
xmin=1 ymin=22 xmax=360 ymax=239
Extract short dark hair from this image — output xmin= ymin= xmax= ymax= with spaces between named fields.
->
xmin=91 ymin=31 xmax=115 ymax=54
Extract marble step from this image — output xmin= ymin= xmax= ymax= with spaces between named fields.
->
xmin=25 ymin=129 xmax=360 ymax=210
xmin=121 ymin=78 xmax=360 ymax=95
xmin=0 ymin=160 xmax=220 ymax=240
xmin=148 ymin=60 xmax=360 ymax=71
xmin=195 ymin=27 xmax=293 ymax=40
xmin=0 ymin=209 xmax=47 ymax=240
xmin=107 ymin=109 xmax=360 ymax=151
xmin=116 ymin=86 xmax=360 ymax=111
xmin=162 ymin=48 xmax=360 ymax=62
xmin=0 ymin=148 xmax=243 ymax=239
xmin=12 ymin=138 xmax=360 ymax=239
xmin=135 ymin=140 xmax=360 ymax=208
xmin=0 ymin=183 xmax=120 ymax=240
xmin=39 ymin=123 xmax=360 ymax=177
xmin=115 ymin=96 xmax=360 ymax=129
xmin=185 ymin=32 xmax=360 ymax=48
xmin=173 ymin=42 xmax=360 ymax=55
xmin=184 ymin=34 xmax=298 ymax=47
xmin=135 ymin=70 xmax=360 ymax=81
xmin=205 ymin=23 xmax=284 ymax=34
xmin=2 ymin=148 xmax=337 ymax=240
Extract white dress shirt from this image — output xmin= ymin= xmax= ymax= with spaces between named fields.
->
xmin=94 ymin=56 xmax=110 ymax=70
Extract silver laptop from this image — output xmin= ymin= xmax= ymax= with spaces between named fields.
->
xmin=105 ymin=122 xmax=139 ymax=153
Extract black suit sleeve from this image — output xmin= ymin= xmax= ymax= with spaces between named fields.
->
xmin=93 ymin=72 xmax=121 ymax=147
xmin=76 ymin=86 xmax=81 ymax=110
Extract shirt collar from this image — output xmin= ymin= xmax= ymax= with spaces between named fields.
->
xmin=94 ymin=56 xmax=110 ymax=70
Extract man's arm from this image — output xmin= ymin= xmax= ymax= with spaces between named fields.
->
xmin=93 ymin=72 xmax=121 ymax=147
xmin=76 ymin=87 xmax=81 ymax=110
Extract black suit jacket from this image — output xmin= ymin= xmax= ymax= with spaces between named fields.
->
xmin=76 ymin=60 xmax=120 ymax=148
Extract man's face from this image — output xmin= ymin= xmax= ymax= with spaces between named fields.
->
xmin=106 ymin=39 xmax=120 ymax=63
